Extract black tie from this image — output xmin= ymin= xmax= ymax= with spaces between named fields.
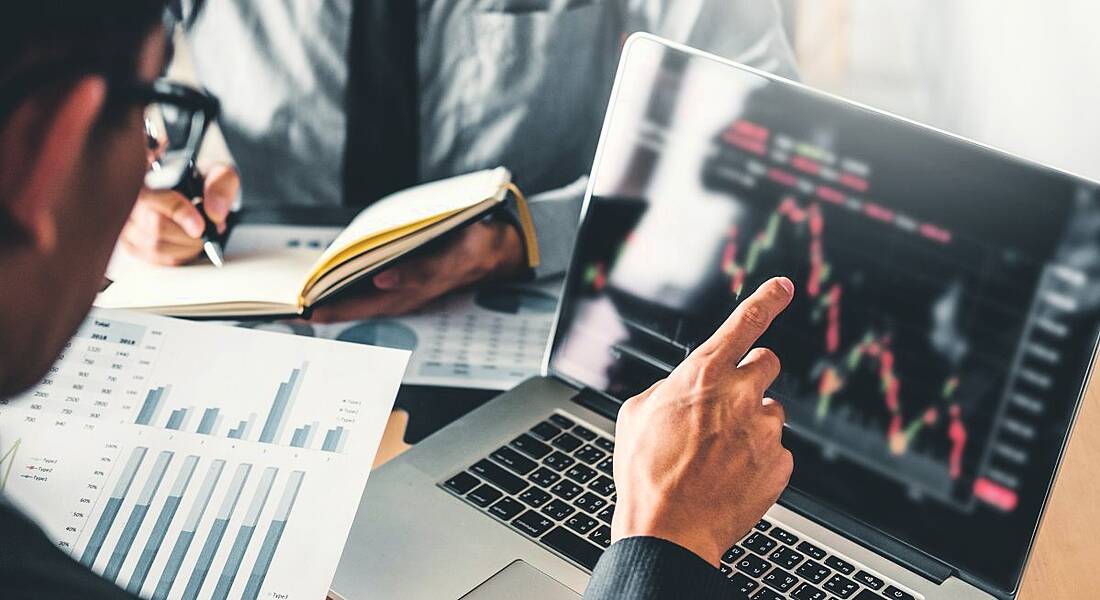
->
xmin=343 ymin=0 xmax=420 ymax=206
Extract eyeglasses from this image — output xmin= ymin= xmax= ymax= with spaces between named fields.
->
xmin=0 ymin=66 xmax=219 ymax=192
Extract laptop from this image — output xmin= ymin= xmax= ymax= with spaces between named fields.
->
xmin=330 ymin=33 xmax=1100 ymax=600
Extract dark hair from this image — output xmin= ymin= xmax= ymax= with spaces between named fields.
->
xmin=0 ymin=2 xmax=167 ymax=123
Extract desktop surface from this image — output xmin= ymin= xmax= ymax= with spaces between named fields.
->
xmin=549 ymin=36 xmax=1100 ymax=595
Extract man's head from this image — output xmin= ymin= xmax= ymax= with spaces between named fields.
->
xmin=0 ymin=3 xmax=167 ymax=395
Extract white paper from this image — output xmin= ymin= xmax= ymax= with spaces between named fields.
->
xmin=0 ymin=308 xmax=408 ymax=599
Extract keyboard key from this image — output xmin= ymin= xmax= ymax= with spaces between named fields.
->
xmin=530 ymin=421 xmax=562 ymax=441
xmin=720 ymin=564 xmax=732 ymax=577
xmin=769 ymin=546 xmax=805 ymax=569
xmin=442 ymin=472 xmax=479 ymax=495
xmin=749 ymin=588 xmax=783 ymax=600
xmin=796 ymin=540 xmax=827 ymax=561
xmin=823 ymin=573 xmax=859 ymax=598
xmin=596 ymin=457 xmax=614 ymax=476
xmin=540 ymin=498 xmax=576 ymax=521
xmin=527 ymin=467 xmax=561 ymax=488
xmin=730 ymin=573 xmax=758 ymax=595
xmin=825 ymin=555 xmax=856 ymax=575
xmin=769 ymin=526 xmax=799 ymax=545
xmin=742 ymin=532 xmax=778 ymax=556
xmin=490 ymin=446 xmax=537 ymax=475
xmin=795 ymin=559 xmax=831 ymax=584
xmin=574 ymin=492 xmax=607 ymax=514
xmin=755 ymin=519 xmax=773 ymax=532
xmin=542 ymin=527 xmax=603 ymax=570
xmin=467 ymin=484 xmax=502 ymax=507
xmin=565 ymin=514 xmax=598 ymax=534
xmin=588 ymin=475 xmax=616 ymax=497
xmin=512 ymin=433 xmax=553 ymax=459
xmin=853 ymin=570 xmax=884 ymax=590
xmin=511 ymin=510 xmax=554 ymax=538
xmin=790 ymin=582 xmax=828 ymax=600
xmin=549 ymin=414 xmax=575 ymax=429
xmin=550 ymin=481 xmax=583 ymax=500
xmin=735 ymin=554 xmax=771 ymax=578
xmin=572 ymin=425 xmax=598 ymax=440
xmin=488 ymin=497 xmax=525 ymax=520
xmin=882 ymin=585 xmax=916 ymax=600
xmin=471 ymin=459 xmax=528 ymax=495
xmin=722 ymin=545 xmax=745 ymax=563
xmin=589 ymin=525 xmax=612 ymax=548
xmin=543 ymin=451 xmax=575 ymax=472
xmin=574 ymin=444 xmax=607 ymax=464
xmin=761 ymin=567 xmax=798 ymax=593
xmin=518 ymin=488 xmax=552 ymax=508
xmin=565 ymin=464 xmax=597 ymax=484
xmin=551 ymin=432 xmax=583 ymax=452
xmin=596 ymin=505 xmax=615 ymax=524
xmin=594 ymin=437 xmax=615 ymax=452
xmin=853 ymin=591 xmax=885 ymax=600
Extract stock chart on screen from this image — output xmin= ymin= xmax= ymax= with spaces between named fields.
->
xmin=550 ymin=41 xmax=1100 ymax=591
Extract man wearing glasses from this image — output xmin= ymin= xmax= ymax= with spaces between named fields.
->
xmin=118 ymin=0 xmax=799 ymax=322
xmin=0 ymin=4 xmax=792 ymax=599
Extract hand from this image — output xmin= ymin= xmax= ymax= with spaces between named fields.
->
xmin=610 ymin=277 xmax=796 ymax=566
xmin=309 ymin=219 xmax=526 ymax=322
xmin=119 ymin=163 xmax=239 ymax=265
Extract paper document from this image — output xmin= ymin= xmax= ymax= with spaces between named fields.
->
xmin=0 ymin=309 xmax=408 ymax=599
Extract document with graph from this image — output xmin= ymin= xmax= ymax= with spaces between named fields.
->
xmin=0 ymin=309 xmax=409 ymax=599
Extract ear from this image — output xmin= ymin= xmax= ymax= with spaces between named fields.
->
xmin=0 ymin=76 xmax=107 ymax=252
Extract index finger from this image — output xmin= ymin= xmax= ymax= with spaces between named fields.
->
xmin=690 ymin=277 xmax=794 ymax=363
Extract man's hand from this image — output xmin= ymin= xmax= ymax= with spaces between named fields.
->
xmin=611 ymin=277 xmax=795 ymax=567
xmin=119 ymin=164 xmax=239 ymax=265
xmin=309 ymin=219 xmax=526 ymax=322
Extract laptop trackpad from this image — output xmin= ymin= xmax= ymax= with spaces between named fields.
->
xmin=459 ymin=560 xmax=580 ymax=600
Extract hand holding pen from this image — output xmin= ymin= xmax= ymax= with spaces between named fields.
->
xmin=118 ymin=163 xmax=239 ymax=267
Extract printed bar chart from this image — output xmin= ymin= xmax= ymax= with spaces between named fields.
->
xmin=152 ymin=459 xmax=225 ymax=600
xmin=243 ymin=470 xmax=305 ymax=599
xmin=81 ymin=446 xmax=147 ymax=567
xmin=321 ymin=426 xmax=347 ymax=453
xmin=182 ymin=463 xmax=251 ymax=599
xmin=259 ymin=365 xmax=308 ymax=444
xmin=165 ymin=407 xmax=193 ymax=431
xmin=197 ymin=408 xmax=220 ymax=435
xmin=128 ymin=454 xmax=199 ymax=594
xmin=213 ymin=467 xmax=278 ymax=599
xmin=103 ymin=450 xmax=174 ymax=580
xmin=135 ymin=387 xmax=170 ymax=426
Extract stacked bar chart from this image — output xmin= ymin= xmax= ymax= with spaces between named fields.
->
xmin=243 ymin=471 xmax=305 ymax=599
xmin=180 ymin=463 xmax=252 ymax=598
xmin=152 ymin=459 xmax=226 ymax=599
xmin=103 ymin=450 xmax=174 ymax=581
xmin=212 ymin=467 xmax=278 ymax=599
xmin=128 ymin=455 xmax=199 ymax=594
xmin=81 ymin=446 xmax=148 ymax=567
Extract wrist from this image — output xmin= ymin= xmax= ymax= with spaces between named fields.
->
xmin=611 ymin=501 xmax=724 ymax=567
xmin=481 ymin=219 xmax=527 ymax=280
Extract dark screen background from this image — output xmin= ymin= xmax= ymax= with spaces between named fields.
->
xmin=550 ymin=38 xmax=1100 ymax=594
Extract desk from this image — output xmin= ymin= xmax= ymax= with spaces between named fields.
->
xmin=375 ymin=374 xmax=1100 ymax=599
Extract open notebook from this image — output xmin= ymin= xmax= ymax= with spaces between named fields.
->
xmin=96 ymin=168 xmax=539 ymax=318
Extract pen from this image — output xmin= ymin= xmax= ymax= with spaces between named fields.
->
xmin=174 ymin=160 xmax=225 ymax=268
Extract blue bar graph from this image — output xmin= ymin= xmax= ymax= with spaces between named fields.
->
xmin=259 ymin=364 xmax=308 ymax=444
xmin=181 ymin=463 xmax=251 ymax=600
xmin=289 ymin=425 xmax=310 ymax=448
xmin=104 ymin=450 xmax=174 ymax=580
xmin=153 ymin=459 xmax=225 ymax=600
xmin=197 ymin=408 xmax=220 ymax=435
xmin=243 ymin=470 xmax=305 ymax=599
xmin=135 ymin=387 xmax=169 ymax=426
xmin=321 ymin=426 xmax=345 ymax=452
xmin=81 ymin=446 xmax=147 ymax=567
xmin=227 ymin=420 xmax=247 ymax=439
xmin=128 ymin=455 xmax=199 ymax=595
xmin=213 ymin=467 xmax=278 ymax=599
xmin=166 ymin=408 xmax=190 ymax=431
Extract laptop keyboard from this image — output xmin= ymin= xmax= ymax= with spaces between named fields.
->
xmin=439 ymin=411 xmax=922 ymax=600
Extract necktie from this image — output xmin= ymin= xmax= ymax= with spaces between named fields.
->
xmin=343 ymin=0 xmax=420 ymax=206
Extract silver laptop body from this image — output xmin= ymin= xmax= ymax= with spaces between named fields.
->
xmin=332 ymin=34 xmax=1100 ymax=600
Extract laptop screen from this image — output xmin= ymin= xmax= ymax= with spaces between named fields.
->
xmin=549 ymin=35 xmax=1100 ymax=594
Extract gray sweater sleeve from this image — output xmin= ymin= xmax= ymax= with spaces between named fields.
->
xmin=583 ymin=537 xmax=745 ymax=600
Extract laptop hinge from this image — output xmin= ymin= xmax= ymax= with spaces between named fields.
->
xmin=781 ymin=488 xmax=954 ymax=585
xmin=570 ymin=386 xmax=622 ymax=421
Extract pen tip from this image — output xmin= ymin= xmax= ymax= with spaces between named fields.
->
xmin=204 ymin=241 xmax=225 ymax=268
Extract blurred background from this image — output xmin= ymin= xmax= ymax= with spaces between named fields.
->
xmin=782 ymin=0 xmax=1100 ymax=181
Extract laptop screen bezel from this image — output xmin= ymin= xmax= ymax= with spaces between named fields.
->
xmin=544 ymin=32 xmax=1100 ymax=598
